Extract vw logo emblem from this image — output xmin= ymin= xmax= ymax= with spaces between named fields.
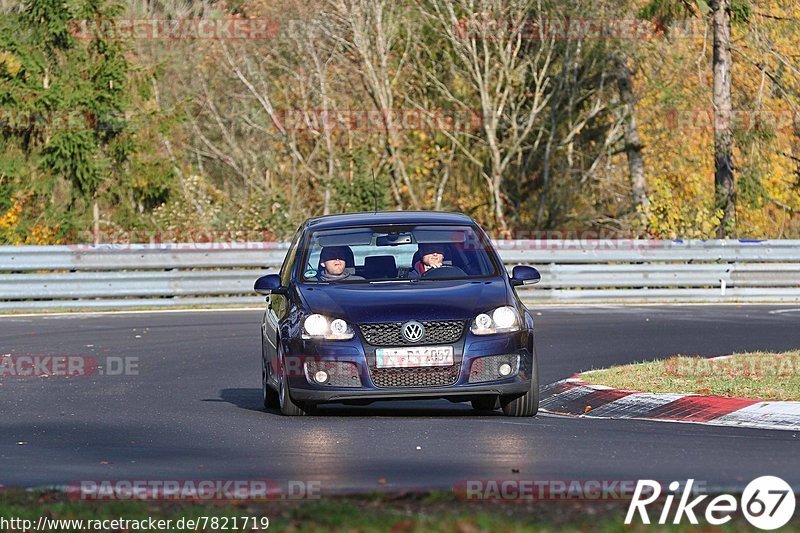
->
xmin=402 ymin=321 xmax=425 ymax=343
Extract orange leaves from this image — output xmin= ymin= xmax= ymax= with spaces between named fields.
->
xmin=0 ymin=192 xmax=64 ymax=245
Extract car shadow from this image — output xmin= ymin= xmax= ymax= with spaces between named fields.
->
xmin=217 ymin=388 xmax=506 ymax=417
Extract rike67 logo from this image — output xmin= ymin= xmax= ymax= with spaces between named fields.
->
xmin=626 ymin=477 xmax=795 ymax=530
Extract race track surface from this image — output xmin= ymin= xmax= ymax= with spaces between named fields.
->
xmin=1 ymin=305 xmax=799 ymax=492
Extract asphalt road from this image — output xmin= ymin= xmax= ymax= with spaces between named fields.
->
xmin=1 ymin=305 xmax=799 ymax=493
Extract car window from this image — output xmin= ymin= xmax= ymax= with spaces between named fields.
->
xmin=280 ymin=227 xmax=303 ymax=286
xmin=301 ymin=224 xmax=499 ymax=283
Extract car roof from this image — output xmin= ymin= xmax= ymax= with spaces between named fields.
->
xmin=304 ymin=211 xmax=476 ymax=231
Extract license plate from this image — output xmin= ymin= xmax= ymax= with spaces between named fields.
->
xmin=375 ymin=346 xmax=454 ymax=368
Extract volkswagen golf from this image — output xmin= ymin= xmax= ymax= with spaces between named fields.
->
xmin=254 ymin=211 xmax=541 ymax=416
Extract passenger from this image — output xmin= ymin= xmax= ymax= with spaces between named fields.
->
xmin=316 ymin=246 xmax=363 ymax=281
xmin=409 ymin=243 xmax=448 ymax=278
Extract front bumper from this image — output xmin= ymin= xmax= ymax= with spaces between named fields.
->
xmin=283 ymin=329 xmax=534 ymax=405
xmin=289 ymin=380 xmax=530 ymax=404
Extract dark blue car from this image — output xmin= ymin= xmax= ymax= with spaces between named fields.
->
xmin=254 ymin=211 xmax=541 ymax=416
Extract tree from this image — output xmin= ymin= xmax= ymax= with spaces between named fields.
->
xmin=420 ymin=0 xmax=556 ymax=232
xmin=711 ymin=0 xmax=735 ymax=237
xmin=614 ymin=51 xmax=649 ymax=221
xmin=641 ymin=0 xmax=739 ymax=236
xmin=1 ymin=0 xmax=133 ymax=243
xmin=327 ymin=0 xmax=420 ymax=210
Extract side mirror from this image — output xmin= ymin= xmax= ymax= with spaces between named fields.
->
xmin=510 ymin=265 xmax=540 ymax=287
xmin=254 ymin=274 xmax=285 ymax=295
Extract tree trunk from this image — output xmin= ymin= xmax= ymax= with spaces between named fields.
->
xmin=793 ymin=126 xmax=800 ymax=188
xmin=492 ymin=169 xmax=508 ymax=233
xmin=712 ymin=0 xmax=735 ymax=237
xmin=486 ymin=128 xmax=508 ymax=232
xmin=614 ymin=53 xmax=648 ymax=222
xmin=92 ymin=196 xmax=100 ymax=245
xmin=536 ymin=132 xmax=554 ymax=227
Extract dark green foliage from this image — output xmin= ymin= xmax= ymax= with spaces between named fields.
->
xmin=333 ymin=171 xmax=390 ymax=214
xmin=332 ymin=147 xmax=390 ymax=214
xmin=0 ymin=0 xmax=176 ymax=243
xmin=730 ymin=0 xmax=752 ymax=24
xmin=639 ymin=0 xmax=751 ymax=27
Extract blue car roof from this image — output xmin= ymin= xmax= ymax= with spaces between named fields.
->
xmin=304 ymin=211 xmax=476 ymax=231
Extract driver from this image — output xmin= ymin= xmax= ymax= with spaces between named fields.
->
xmin=409 ymin=243 xmax=448 ymax=278
xmin=316 ymin=246 xmax=363 ymax=281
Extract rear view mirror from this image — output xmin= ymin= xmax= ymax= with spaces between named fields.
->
xmin=510 ymin=265 xmax=541 ymax=287
xmin=376 ymin=233 xmax=413 ymax=246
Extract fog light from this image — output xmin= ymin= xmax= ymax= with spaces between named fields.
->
xmin=314 ymin=370 xmax=329 ymax=384
xmin=330 ymin=319 xmax=348 ymax=336
xmin=498 ymin=363 xmax=512 ymax=377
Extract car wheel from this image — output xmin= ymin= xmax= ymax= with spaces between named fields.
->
xmin=471 ymin=396 xmax=499 ymax=411
xmin=278 ymin=346 xmax=313 ymax=416
xmin=500 ymin=344 xmax=539 ymax=417
xmin=261 ymin=353 xmax=279 ymax=410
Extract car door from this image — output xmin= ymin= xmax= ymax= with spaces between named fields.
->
xmin=263 ymin=227 xmax=303 ymax=376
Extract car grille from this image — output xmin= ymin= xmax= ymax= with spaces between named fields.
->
xmin=369 ymin=365 xmax=460 ymax=388
xmin=359 ymin=321 xmax=465 ymax=346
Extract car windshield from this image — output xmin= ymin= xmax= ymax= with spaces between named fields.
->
xmin=300 ymin=224 xmax=499 ymax=283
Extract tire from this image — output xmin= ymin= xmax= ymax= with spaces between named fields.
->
xmin=278 ymin=346 xmax=314 ymax=416
xmin=471 ymin=396 xmax=499 ymax=411
xmin=500 ymin=344 xmax=539 ymax=417
xmin=261 ymin=351 xmax=279 ymax=410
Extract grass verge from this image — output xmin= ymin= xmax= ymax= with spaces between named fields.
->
xmin=0 ymin=489 xmax=785 ymax=532
xmin=582 ymin=350 xmax=800 ymax=401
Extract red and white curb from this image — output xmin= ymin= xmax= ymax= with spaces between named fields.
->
xmin=541 ymin=376 xmax=800 ymax=431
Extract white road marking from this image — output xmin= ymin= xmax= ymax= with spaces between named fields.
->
xmin=587 ymin=392 xmax=687 ymax=417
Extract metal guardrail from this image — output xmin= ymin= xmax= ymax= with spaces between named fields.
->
xmin=1 ymin=240 xmax=799 ymax=310
xmin=0 ymin=243 xmax=290 ymax=271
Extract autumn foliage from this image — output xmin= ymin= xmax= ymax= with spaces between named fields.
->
xmin=0 ymin=0 xmax=798 ymax=243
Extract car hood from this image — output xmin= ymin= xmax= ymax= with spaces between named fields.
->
xmin=297 ymin=279 xmax=511 ymax=323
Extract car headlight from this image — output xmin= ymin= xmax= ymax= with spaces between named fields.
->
xmin=302 ymin=314 xmax=354 ymax=340
xmin=470 ymin=306 xmax=520 ymax=335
